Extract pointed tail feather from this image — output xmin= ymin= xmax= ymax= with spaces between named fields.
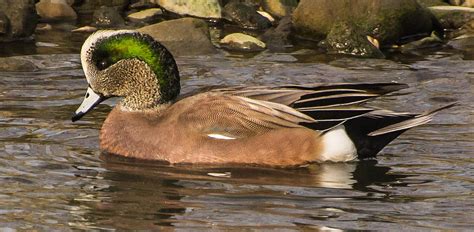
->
xmin=344 ymin=103 xmax=456 ymax=159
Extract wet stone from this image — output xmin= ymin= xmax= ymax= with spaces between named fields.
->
xmin=35 ymin=0 xmax=77 ymax=22
xmin=127 ymin=8 xmax=162 ymax=23
xmin=220 ymin=33 xmax=266 ymax=52
xmin=92 ymin=6 xmax=125 ymax=28
xmin=156 ymin=0 xmax=222 ymax=19
xmin=223 ymin=1 xmax=272 ymax=30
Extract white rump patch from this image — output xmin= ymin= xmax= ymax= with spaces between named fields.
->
xmin=319 ymin=125 xmax=357 ymax=162
xmin=207 ymin=134 xmax=236 ymax=140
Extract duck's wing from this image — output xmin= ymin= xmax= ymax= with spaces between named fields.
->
xmin=177 ymin=94 xmax=316 ymax=139
xmin=210 ymin=82 xmax=408 ymax=130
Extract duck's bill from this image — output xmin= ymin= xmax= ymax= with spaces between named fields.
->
xmin=72 ymin=87 xmax=106 ymax=122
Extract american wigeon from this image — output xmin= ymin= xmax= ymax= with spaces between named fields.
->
xmin=72 ymin=30 xmax=454 ymax=167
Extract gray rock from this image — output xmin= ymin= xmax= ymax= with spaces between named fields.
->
xmin=220 ymin=33 xmax=266 ymax=51
xmin=448 ymin=33 xmax=474 ymax=50
xmin=429 ymin=5 xmax=474 ymax=29
xmin=0 ymin=0 xmax=37 ymax=42
xmin=36 ymin=0 xmax=77 ymax=22
xmin=138 ymin=17 xmax=217 ymax=56
xmin=156 ymin=0 xmax=222 ymax=18
xmin=73 ymin=0 xmax=129 ymax=15
xmin=292 ymin=0 xmax=438 ymax=46
xmin=261 ymin=0 xmax=297 ymax=18
xmin=0 ymin=57 xmax=37 ymax=72
xmin=224 ymin=1 xmax=272 ymax=30
xmin=260 ymin=16 xmax=293 ymax=51
xmin=92 ymin=6 xmax=125 ymax=28
xmin=322 ymin=22 xmax=385 ymax=58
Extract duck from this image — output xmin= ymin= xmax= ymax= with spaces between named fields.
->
xmin=72 ymin=30 xmax=454 ymax=167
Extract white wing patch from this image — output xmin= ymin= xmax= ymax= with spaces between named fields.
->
xmin=207 ymin=134 xmax=237 ymax=140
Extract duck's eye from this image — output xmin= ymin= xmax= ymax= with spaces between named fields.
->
xmin=97 ymin=59 xmax=110 ymax=70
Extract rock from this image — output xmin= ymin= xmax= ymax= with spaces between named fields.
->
xmin=130 ymin=0 xmax=158 ymax=9
xmin=260 ymin=16 xmax=292 ymax=51
xmin=0 ymin=0 xmax=37 ymax=42
xmin=448 ymin=33 xmax=474 ymax=50
xmin=449 ymin=0 xmax=474 ymax=7
xmin=0 ymin=11 xmax=7 ymax=34
xmin=429 ymin=5 xmax=474 ymax=29
xmin=92 ymin=6 xmax=125 ymax=28
xmin=73 ymin=0 xmax=129 ymax=15
xmin=400 ymin=31 xmax=443 ymax=52
xmin=35 ymin=0 xmax=77 ymax=22
xmin=156 ymin=0 xmax=222 ymax=18
xmin=0 ymin=57 xmax=37 ymax=72
xmin=261 ymin=0 xmax=297 ymax=18
xmin=321 ymin=22 xmax=385 ymax=58
xmin=138 ymin=17 xmax=217 ymax=56
xmin=223 ymin=1 xmax=272 ymax=30
xmin=127 ymin=8 xmax=162 ymax=22
xmin=220 ymin=33 xmax=266 ymax=51
xmin=417 ymin=0 xmax=449 ymax=7
xmin=71 ymin=25 xmax=97 ymax=33
xmin=292 ymin=0 xmax=438 ymax=46
xmin=35 ymin=23 xmax=53 ymax=31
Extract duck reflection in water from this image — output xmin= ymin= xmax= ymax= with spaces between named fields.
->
xmin=70 ymin=158 xmax=409 ymax=230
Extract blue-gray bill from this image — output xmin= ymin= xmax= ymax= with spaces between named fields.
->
xmin=72 ymin=86 xmax=106 ymax=122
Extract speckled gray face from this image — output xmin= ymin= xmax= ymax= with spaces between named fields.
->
xmin=72 ymin=30 xmax=181 ymax=121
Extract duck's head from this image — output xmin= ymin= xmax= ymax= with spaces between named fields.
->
xmin=72 ymin=30 xmax=180 ymax=122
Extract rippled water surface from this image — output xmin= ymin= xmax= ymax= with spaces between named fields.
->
xmin=0 ymin=32 xmax=473 ymax=230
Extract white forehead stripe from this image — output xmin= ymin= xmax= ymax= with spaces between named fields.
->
xmin=80 ymin=30 xmax=138 ymax=82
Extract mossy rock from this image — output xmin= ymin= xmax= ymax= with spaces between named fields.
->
xmin=292 ymin=0 xmax=437 ymax=45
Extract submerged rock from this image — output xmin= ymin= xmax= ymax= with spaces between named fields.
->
xmin=292 ymin=0 xmax=438 ymax=46
xmin=223 ymin=1 xmax=272 ymax=30
xmin=220 ymin=33 xmax=266 ymax=51
xmin=0 ymin=0 xmax=37 ymax=42
xmin=322 ymin=22 xmax=385 ymax=58
xmin=92 ymin=6 xmax=125 ymax=28
xmin=138 ymin=18 xmax=217 ymax=56
xmin=0 ymin=57 xmax=37 ymax=72
xmin=36 ymin=0 xmax=77 ymax=22
xmin=156 ymin=0 xmax=222 ymax=18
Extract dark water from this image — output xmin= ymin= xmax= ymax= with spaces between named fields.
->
xmin=0 ymin=31 xmax=473 ymax=230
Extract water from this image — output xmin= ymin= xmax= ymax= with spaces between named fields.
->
xmin=0 ymin=31 xmax=473 ymax=230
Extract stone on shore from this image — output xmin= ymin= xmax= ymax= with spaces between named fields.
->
xmin=73 ymin=0 xmax=129 ymax=15
xmin=261 ymin=0 xmax=297 ymax=18
xmin=223 ymin=1 xmax=272 ymax=30
xmin=138 ymin=18 xmax=218 ymax=56
xmin=156 ymin=0 xmax=222 ymax=18
xmin=292 ymin=0 xmax=438 ymax=46
xmin=322 ymin=22 xmax=385 ymax=58
xmin=449 ymin=0 xmax=474 ymax=7
xmin=0 ymin=0 xmax=37 ymax=42
xmin=92 ymin=6 xmax=125 ymax=28
xmin=429 ymin=5 xmax=474 ymax=29
xmin=260 ymin=16 xmax=293 ymax=51
xmin=220 ymin=33 xmax=266 ymax=51
xmin=35 ymin=0 xmax=77 ymax=22
xmin=127 ymin=8 xmax=162 ymax=22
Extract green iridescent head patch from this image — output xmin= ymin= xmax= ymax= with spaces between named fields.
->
xmin=91 ymin=32 xmax=180 ymax=102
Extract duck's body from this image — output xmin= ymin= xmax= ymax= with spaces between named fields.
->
xmin=73 ymin=30 xmax=454 ymax=167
